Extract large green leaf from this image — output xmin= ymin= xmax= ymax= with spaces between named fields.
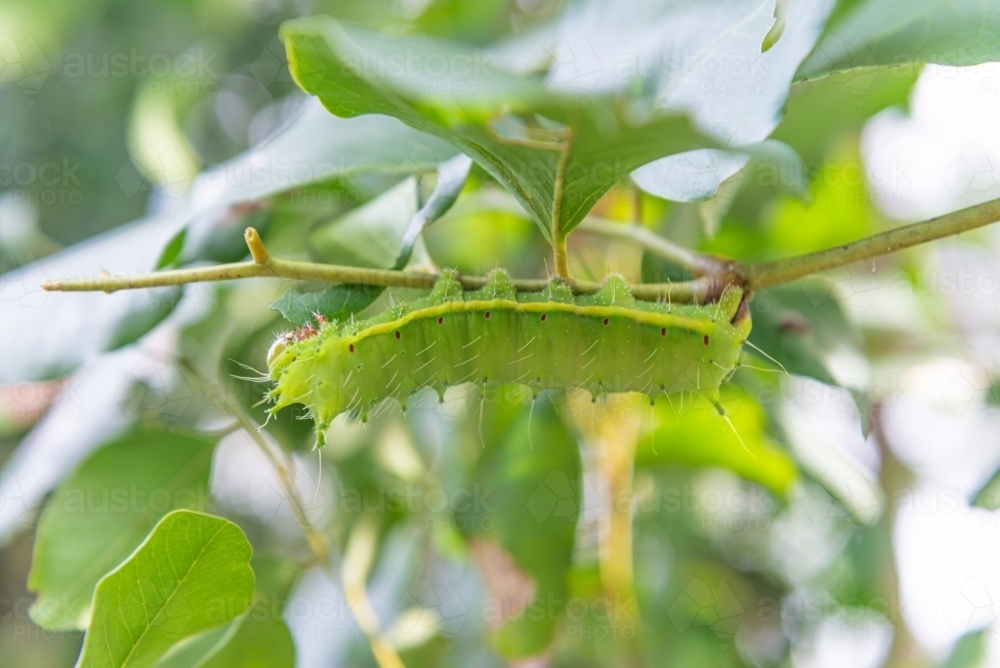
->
xmin=77 ymin=510 xmax=255 ymax=668
xmin=461 ymin=400 xmax=580 ymax=659
xmin=28 ymin=430 xmax=217 ymax=630
xmin=606 ymin=0 xmax=834 ymax=202
xmin=157 ymin=556 xmax=301 ymax=668
xmin=799 ymin=0 xmax=1000 ymax=78
xmin=281 ymin=16 xmax=714 ymax=241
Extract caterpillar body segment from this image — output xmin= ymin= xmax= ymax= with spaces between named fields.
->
xmin=267 ymin=270 xmax=750 ymax=444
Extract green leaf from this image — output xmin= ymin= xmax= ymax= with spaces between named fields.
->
xmin=158 ymin=556 xmax=301 ymax=668
xmin=971 ymin=466 xmax=1000 ymax=511
xmin=281 ymin=16 xmax=713 ymax=241
xmin=77 ymin=510 xmax=255 ymax=668
xmin=462 ymin=400 xmax=580 ymax=659
xmin=636 ymin=390 xmax=798 ymax=497
xmin=268 ymin=284 xmax=384 ymax=326
xmin=799 ymin=0 xmax=1000 ymax=78
xmin=393 ymin=154 xmax=473 ymax=270
xmin=155 ymin=228 xmax=187 ymax=270
xmin=28 ymin=430 xmax=217 ymax=630
xmin=106 ymin=287 xmax=183 ymax=350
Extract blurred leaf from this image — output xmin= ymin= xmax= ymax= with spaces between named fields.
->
xmin=462 ymin=399 xmax=580 ymax=659
xmin=747 ymin=279 xmax=874 ymax=433
xmin=0 ymin=214 xmax=184 ymax=383
xmin=987 ymin=378 xmax=1000 ymax=407
xmin=748 ymin=281 xmax=860 ymax=386
xmin=773 ymin=67 xmax=921 ymax=165
xmin=308 ymin=178 xmax=419 ymax=268
xmin=636 ymin=390 xmax=798 ymax=497
xmin=155 ymin=229 xmax=187 ymax=270
xmin=778 ymin=376 xmax=883 ymax=524
xmin=393 ymin=154 xmax=473 ymax=270
xmin=799 ymin=0 xmax=1000 ymax=78
xmin=633 ymin=140 xmax=807 ymax=203
xmin=28 ymin=430 xmax=216 ymax=630
xmin=941 ymin=629 xmax=988 ymax=668
xmin=415 ymin=0 xmax=515 ymax=44
xmin=768 ymin=143 xmax=877 ymax=254
xmin=0 ymin=347 xmax=176 ymax=542
xmin=77 ymin=510 xmax=254 ymax=668
xmin=269 ymin=285 xmax=384 ymax=326
xmin=178 ymin=100 xmax=457 ymax=264
xmin=540 ymin=0 xmax=832 ymax=202
xmin=971 ymin=466 xmax=1000 ymax=511
xmin=281 ymin=16 xmax=714 ymax=241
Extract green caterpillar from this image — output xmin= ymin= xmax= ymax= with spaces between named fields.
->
xmin=267 ymin=270 xmax=750 ymax=445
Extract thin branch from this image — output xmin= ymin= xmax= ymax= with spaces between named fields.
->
xmin=749 ymin=196 xmax=1000 ymax=289
xmin=42 ymin=227 xmax=713 ymax=303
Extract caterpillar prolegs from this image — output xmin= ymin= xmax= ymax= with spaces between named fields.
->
xmin=266 ymin=270 xmax=751 ymax=445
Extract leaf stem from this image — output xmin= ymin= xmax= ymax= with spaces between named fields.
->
xmin=749 ymin=196 xmax=1000 ymax=289
xmin=553 ymin=235 xmax=571 ymax=280
xmin=42 ymin=228 xmax=712 ymax=303
xmin=550 ymin=129 xmax=574 ymax=279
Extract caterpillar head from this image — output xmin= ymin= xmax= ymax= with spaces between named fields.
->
xmin=266 ymin=331 xmax=294 ymax=367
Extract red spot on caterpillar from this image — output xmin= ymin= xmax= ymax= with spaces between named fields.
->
xmin=437 ymin=316 xmax=444 ymax=325
xmin=703 ymin=335 xmax=710 ymax=346
xmin=484 ymin=311 xmax=491 ymax=319
xmin=395 ymin=331 xmax=401 ymax=339
xmin=541 ymin=313 xmax=547 ymax=322
xmin=603 ymin=318 xmax=609 ymax=326
xmin=349 ymin=344 xmax=355 ymax=353
xmin=660 ymin=327 xmax=666 ymax=336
